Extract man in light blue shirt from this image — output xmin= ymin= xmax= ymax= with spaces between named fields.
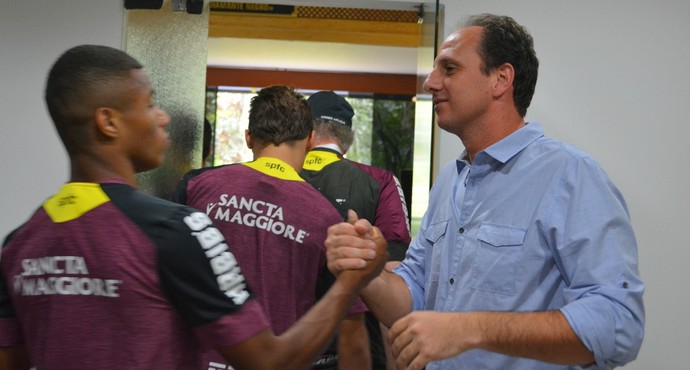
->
xmin=325 ymin=13 xmax=644 ymax=370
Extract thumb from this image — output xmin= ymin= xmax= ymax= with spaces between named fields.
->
xmin=346 ymin=209 xmax=359 ymax=224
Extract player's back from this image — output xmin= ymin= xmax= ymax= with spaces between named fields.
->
xmin=175 ymin=159 xmax=346 ymax=334
xmin=1 ymin=182 xmax=211 ymax=369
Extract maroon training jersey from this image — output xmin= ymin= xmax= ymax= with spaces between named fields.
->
xmin=0 ymin=181 xmax=269 ymax=369
xmin=173 ymin=157 xmax=365 ymax=335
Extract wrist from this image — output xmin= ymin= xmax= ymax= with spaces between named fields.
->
xmin=333 ymin=271 xmax=367 ymax=297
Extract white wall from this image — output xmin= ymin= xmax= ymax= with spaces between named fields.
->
xmin=0 ymin=0 xmax=124 ymax=237
xmin=1 ymin=1 xmax=688 ymax=369
xmin=437 ymin=1 xmax=690 ymax=369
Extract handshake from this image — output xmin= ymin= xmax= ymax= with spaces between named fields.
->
xmin=326 ymin=210 xmax=390 ymax=290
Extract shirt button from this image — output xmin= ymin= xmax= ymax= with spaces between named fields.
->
xmin=458 ymin=227 xmax=465 ymax=234
xmin=449 ymin=278 xmax=455 ymax=285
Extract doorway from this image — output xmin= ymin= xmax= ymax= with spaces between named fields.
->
xmin=204 ymin=0 xmax=442 ymax=235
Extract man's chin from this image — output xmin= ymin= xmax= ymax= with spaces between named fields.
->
xmin=135 ymin=158 xmax=165 ymax=174
xmin=436 ymin=118 xmax=452 ymax=132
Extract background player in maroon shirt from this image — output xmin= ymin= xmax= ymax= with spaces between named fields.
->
xmin=173 ymin=85 xmax=372 ymax=370
xmin=0 ymin=45 xmax=387 ymax=370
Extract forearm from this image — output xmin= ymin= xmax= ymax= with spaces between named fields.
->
xmin=274 ymin=276 xmax=363 ymax=370
xmin=253 ymin=221 xmax=388 ymax=370
xmin=337 ymin=313 xmax=371 ymax=370
xmin=361 ymin=270 xmax=411 ymax=328
xmin=219 ymin=276 xmax=361 ymax=370
xmin=472 ymin=310 xmax=594 ymax=366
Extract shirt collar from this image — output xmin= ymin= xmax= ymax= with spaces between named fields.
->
xmin=456 ymin=151 xmax=471 ymax=174
xmin=455 ymin=122 xmax=544 ymax=173
xmin=314 ymin=143 xmax=343 ymax=155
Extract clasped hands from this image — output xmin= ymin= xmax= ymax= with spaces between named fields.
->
xmin=325 ymin=211 xmax=473 ymax=370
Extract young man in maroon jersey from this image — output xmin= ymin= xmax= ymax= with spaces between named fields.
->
xmin=0 ymin=45 xmax=387 ymax=370
xmin=172 ymin=85 xmax=372 ymax=370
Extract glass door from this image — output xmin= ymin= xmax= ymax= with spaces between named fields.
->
xmin=410 ymin=0 xmax=441 ymax=235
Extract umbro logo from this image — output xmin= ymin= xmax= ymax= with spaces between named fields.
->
xmin=57 ymin=194 xmax=77 ymax=207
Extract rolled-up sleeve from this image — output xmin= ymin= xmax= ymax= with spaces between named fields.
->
xmin=553 ymin=157 xmax=645 ymax=368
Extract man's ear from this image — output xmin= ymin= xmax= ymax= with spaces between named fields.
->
xmin=306 ymin=129 xmax=316 ymax=151
xmin=492 ymin=63 xmax=515 ymax=98
xmin=244 ymin=129 xmax=252 ymax=149
xmin=94 ymin=107 xmax=119 ymax=138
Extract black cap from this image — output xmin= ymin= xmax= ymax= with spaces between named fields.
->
xmin=307 ymin=91 xmax=354 ymax=128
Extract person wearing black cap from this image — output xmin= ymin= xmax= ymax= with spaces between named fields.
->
xmin=302 ymin=91 xmax=412 ymax=370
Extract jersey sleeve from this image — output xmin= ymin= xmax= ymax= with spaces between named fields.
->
xmin=0 ymin=276 xmax=22 ymax=347
xmin=155 ymin=208 xmax=270 ymax=347
xmin=376 ymin=173 xmax=411 ymax=243
xmin=349 ymin=161 xmax=412 ymax=254
xmin=0 ymin=229 xmax=24 ymax=346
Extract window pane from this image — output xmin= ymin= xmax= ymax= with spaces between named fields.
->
xmin=214 ymin=89 xmax=256 ymax=165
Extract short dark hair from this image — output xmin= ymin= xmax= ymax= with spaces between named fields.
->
xmin=45 ymin=45 xmax=143 ymax=153
xmin=463 ymin=14 xmax=539 ymax=117
xmin=248 ymin=85 xmax=312 ymax=146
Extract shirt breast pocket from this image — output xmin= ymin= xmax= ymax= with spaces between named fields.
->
xmin=468 ymin=223 xmax=526 ymax=296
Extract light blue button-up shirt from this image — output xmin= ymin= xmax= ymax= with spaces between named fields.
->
xmin=394 ymin=123 xmax=644 ymax=369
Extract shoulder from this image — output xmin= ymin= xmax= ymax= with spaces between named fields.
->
xmin=348 ymin=160 xmax=394 ymax=181
xmin=535 ymin=135 xmax=588 ymax=156
xmin=527 ymin=137 xmax=605 ymax=173
xmin=520 ymin=138 xmax=619 ymax=201
xmin=101 ymin=183 xmax=206 ymax=240
xmin=104 ymin=183 xmax=192 ymax=215
xmin=2 ymin=219 xmax=31 ymax=248
xmin=172 ymin=164 xmax=240 ymax=203
xmin=182 ymin=164 xmax=239 ymax=183
xmin=343 ymin=161 xmax=400 ymax=197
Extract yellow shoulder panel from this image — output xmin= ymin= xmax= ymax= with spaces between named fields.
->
xmin=43 ymin=183 xmax=110 ymax=223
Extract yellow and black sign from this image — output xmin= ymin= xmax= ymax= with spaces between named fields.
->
xmin=210 ymin=2 xmax=296 ymax=16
